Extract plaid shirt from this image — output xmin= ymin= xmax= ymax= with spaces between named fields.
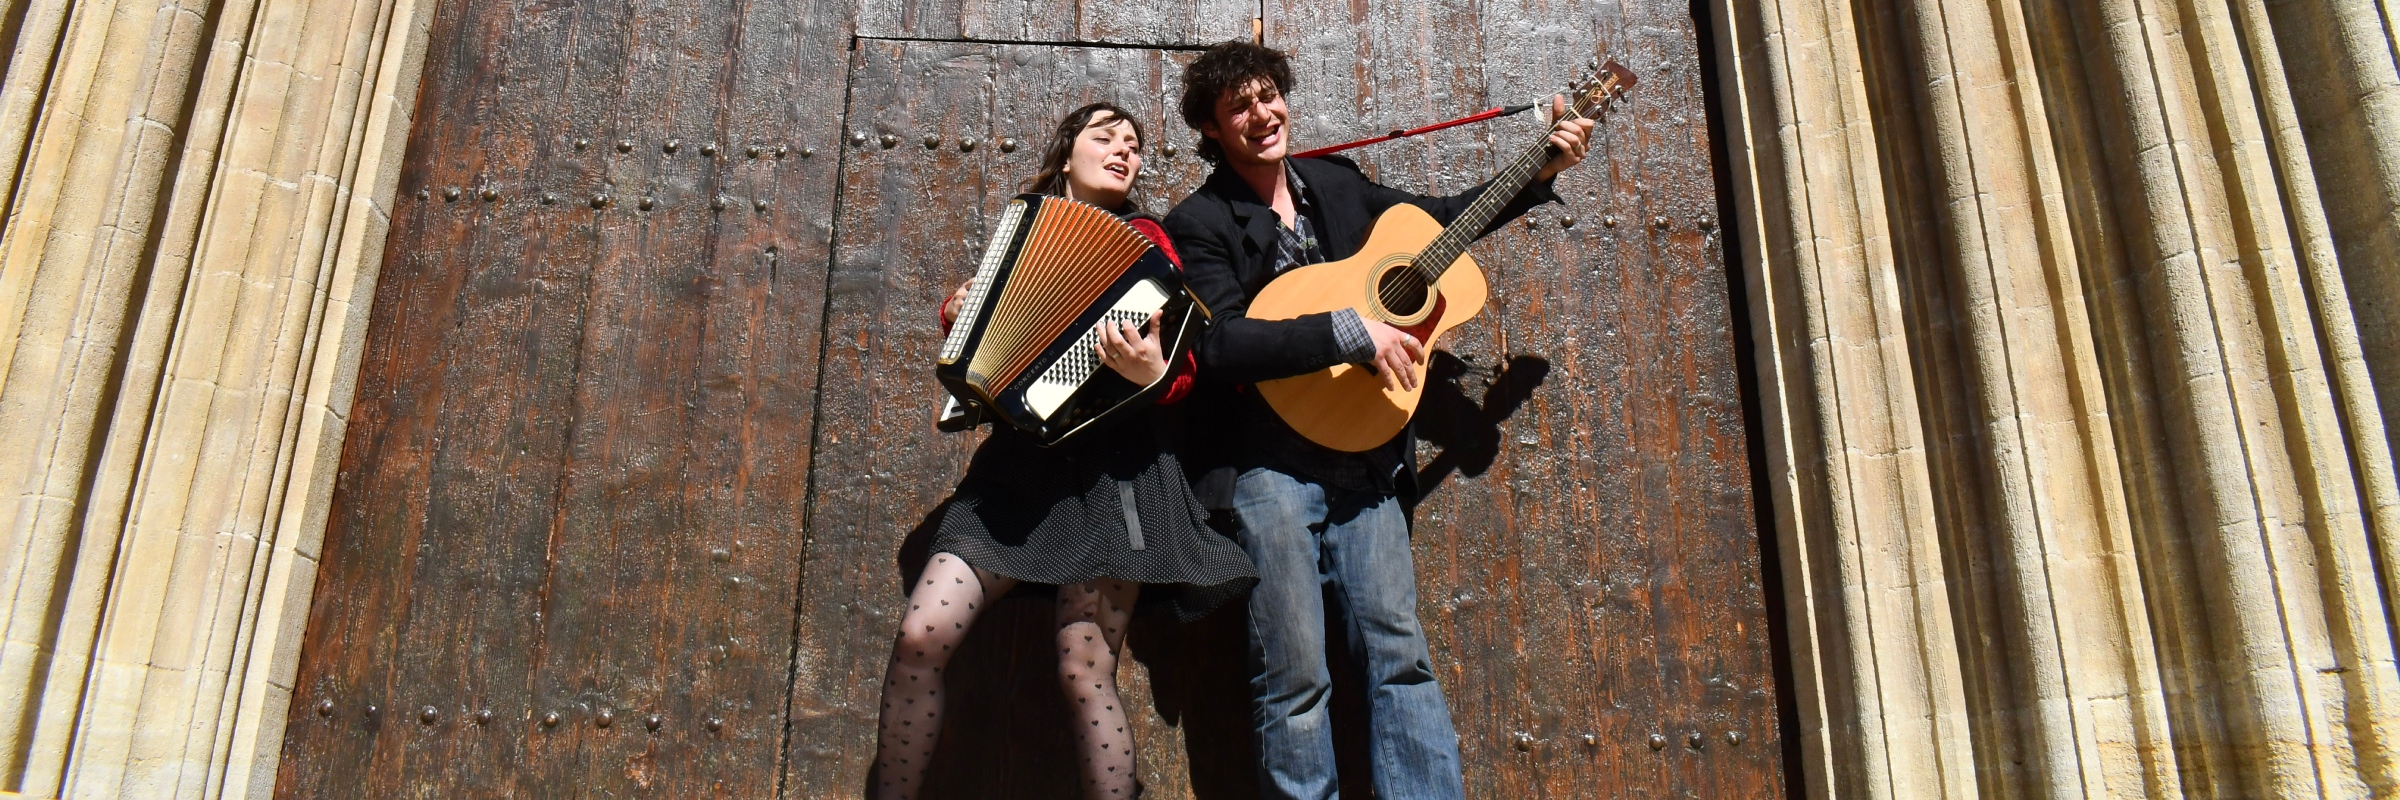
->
xmin=1274 ymin=164 xmax=1377 ymax=363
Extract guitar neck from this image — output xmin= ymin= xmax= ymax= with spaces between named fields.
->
xmin=1414 ymin=130 xmax=1561 ymax=283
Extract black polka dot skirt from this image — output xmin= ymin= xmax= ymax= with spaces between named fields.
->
xmin=928 ymin=416 xmax=1257 ymax=622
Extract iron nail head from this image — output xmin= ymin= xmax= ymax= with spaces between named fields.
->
xmin=618 ymin=140 xmax=634 ymax=153
xmin=711 ymin=196 xmax=729 ymax=210
xmin=1727 ymin=731 xmax=1744 ymax=746
xmin=442 ymin=187 xmax=460 ymax=201
xmin=755 ymin=199 xmax=770 ymax=212
xmin=923 ymin=134 xmax=941 ymax=149
xmin=541 ymin=711 xmax=561 ymax=727
xmin=1648 ymin=733 xmax=1666 ymax=751
xmin=638 ymin=196 xmax=655 ymax=211
xmin=474 ymin=709 xmax=493 ymax=725
xmin=420 ymin=706 xmax=440 ymax=725
xmin=851 ymin=132 xmax=868 ymax=147
xmin=999 ymin=138 xmax=1018 ymax=153
xmin=706 ymin=717 xmax=724 ymax=732
xmin=880 ymin=134 xmax=898 ymax=149
xmin=1162 ymin=143 xmax=1178 ymax=157
xmin=1560 ymin=215 xmax=1575 ymax=228
xmin=591 ymin=194 xmax=609 ymax=208
xmin=596 ymin=709 xmax=614 ymax=728
xmin=574 ymin=138 xmax=590 ymax=150
xmin=1582 ymin=733 xmax=1598 ymax=746
xmin=664 ymin=139 xmax=681 ymax=154
xmin=317 ymin=699 xmax=335 ymax=716
xmin=1687 ymin=732 xmax=1704 ymax=749
xmin=415 ymin=188 xmax=429 ymax=201
xmin=747 ymin=145 xmax=762 ymax=158
xmin=959 ymin=137 xmax=977 ymax=152
xmin=541 ymin=193 xmax=556 ymax=205
xmin=700 ymin=142 xmax=717 ymax=157
xmin=481 ymin=187 xmax=498 ymax=202
xmin=798 ymin=146 xmax=813 ymax=158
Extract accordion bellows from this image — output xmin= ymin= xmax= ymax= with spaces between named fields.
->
xmin=936 ymin=194 xmax=1195 ymax=445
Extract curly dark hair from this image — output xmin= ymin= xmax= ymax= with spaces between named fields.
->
xmin=1179 ymin=40 xmax=1292 ymax=164
xmin=1021 ymin=102 xmax=1145 ymax=206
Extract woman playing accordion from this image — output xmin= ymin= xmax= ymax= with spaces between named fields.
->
xmin=870 ymin=102 xmax=1256 ymax=800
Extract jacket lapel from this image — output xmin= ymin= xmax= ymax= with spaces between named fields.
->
xmin=1206 ymin=167 xmax=1282 ymax=266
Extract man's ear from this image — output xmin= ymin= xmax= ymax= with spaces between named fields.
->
xmin=1198 ymin=120 xmax=1221 ymax=142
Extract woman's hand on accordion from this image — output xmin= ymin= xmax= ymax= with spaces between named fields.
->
xmin=1098 ymin=312 xmax=1169 ymax=386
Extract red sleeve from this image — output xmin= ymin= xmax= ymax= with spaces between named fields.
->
xmin=1127 ymin=216 xmax=1198 ymax=405
xmin=1127 ymin=217 xmax=1182 ymax=268
xmin=1156 ymin=350 xmax=1197 ymax=405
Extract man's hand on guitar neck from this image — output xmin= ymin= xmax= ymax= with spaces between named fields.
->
xmin=1360 ymin=318 xmax=1425 ymax=392
xmin=1535 ymin=94 xmax=1598 ymax=182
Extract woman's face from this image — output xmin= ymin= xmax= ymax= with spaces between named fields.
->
xmin=1062 ymin=116 xmax=1141 ymax=205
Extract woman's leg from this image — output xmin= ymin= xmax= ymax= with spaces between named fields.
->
xmin=1055 ymin=577 xmax=1142 ymax=799
xmin=873 ymin=553 xmax=1016 ymax=800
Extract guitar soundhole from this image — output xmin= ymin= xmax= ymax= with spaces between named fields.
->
xmin=1376 ymin=266 xmax=1430 ymax=317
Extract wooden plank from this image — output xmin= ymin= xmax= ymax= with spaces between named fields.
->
xmin=1263 ymin=1 xmax=1783 ymax=796
xmin=856 ymin=0 xmax=1251 ymax=47
xmin=278 ymin=0 xmax=850 ymax=791
xmin=781 ymin=38 xmax=997 ymax=796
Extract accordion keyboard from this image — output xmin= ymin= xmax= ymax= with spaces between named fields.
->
xmin=1022 ymin=278 xmax=1172 ymax=420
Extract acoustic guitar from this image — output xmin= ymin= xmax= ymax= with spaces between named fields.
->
xmin=1247 ymin=60 xmax=1638 ymax=451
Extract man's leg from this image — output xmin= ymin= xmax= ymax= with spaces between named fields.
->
xmin=1232 ymin=467 xmax=1340 ymax=800
xmin=1323 ymin=489 xmax=1464 ymax=800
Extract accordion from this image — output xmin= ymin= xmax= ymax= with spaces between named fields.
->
xmin=935 ymin=194 xmax=1198 ymax=445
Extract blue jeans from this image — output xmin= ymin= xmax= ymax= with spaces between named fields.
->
xmin=1230 ymin=467 xmax=1464 ymax=800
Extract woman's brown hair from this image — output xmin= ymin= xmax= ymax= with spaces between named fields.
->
xmin=1021 ymin=102 xmax=1145 ymax=205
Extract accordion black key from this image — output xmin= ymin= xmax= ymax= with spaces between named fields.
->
xmin=935 ymin=194 xmax=1197 ymax=445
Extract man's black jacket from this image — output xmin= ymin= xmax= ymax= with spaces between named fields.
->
xmin=1162 ymin=154 xmax=1558 ymax=499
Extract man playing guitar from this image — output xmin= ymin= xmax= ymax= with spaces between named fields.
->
xmin=1164 ymin=40 xmax=1597 ymax=799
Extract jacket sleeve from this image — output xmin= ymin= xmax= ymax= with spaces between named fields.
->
xmin=1163 ymin=207 xmax=1352 ymax=386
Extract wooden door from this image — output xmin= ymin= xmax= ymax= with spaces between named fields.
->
xmin=276 ymin=0 xmax=1781 ymax=796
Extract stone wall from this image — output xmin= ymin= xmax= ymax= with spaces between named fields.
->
xmin=1713 ymin=0 xmax=2400 ymax=796
xmin=0 ymin=0 xmax=433 ymax=791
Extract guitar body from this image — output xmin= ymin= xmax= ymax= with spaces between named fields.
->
xmin=1247 ymin=203 xmax=1489 ymax=452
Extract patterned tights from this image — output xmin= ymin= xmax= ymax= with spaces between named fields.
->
xmin=872 ymin=553 xmax=1140 ymax=800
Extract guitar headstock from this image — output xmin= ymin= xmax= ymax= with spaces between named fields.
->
xmin=1565 ymin=59 xmax=1638 ymax=120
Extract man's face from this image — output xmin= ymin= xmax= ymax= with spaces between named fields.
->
xmin=1201 ymin=77 xmax=1290 ymax=167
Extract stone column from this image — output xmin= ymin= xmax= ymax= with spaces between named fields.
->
xmin=1717 ymin=0 xmax=2400 ymax=796
xmin=0 ymin=0 xmax=431 ymax=789
xmin=1710 ymin=0 xmax=1980 ymax=795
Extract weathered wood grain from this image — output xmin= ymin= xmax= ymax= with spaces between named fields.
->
xmin=275 ymin=0 xmax=848 ymax=791
xmin=853 ymin=0 xmax=1251 ymax=47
